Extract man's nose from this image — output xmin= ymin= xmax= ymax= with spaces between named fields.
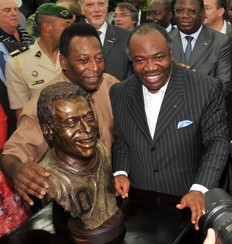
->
xmin=144 ymin=58 xmax=158 ymax=71
xmin=80 ymin=119 xmax=92 ymax=133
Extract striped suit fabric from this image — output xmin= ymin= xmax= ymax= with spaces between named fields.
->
xmin=110 ymin=64 xmax=230 ymax=196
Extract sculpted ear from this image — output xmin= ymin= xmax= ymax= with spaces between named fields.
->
xmin=41 ymin=124 xmax=54 ymax=142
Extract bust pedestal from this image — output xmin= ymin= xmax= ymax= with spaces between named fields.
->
xmin=68 ymin=208 xmax=125 ymax=244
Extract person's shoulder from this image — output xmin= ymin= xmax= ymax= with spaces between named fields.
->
xmin=110 ymin=74 xmax=135 ymax=92
xmin=168 ymin=27 xmax=179 ymax=39
xmin=182 ymin=65 xmax=223 ymax=91
xmin=100 ymin=73 xmax=120 ymax=91
xmin=8 ymin=42 xmax=36 ymax=63
xmin=107 ymin=23 xmax=130 ymax=37
xmin=202 ymin=25 xmax=232 ymax=42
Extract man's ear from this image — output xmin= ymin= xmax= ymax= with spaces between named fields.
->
xmin=41 ymin=124 xmax=54 ymax=142
xmin=60 ymin=54 xmax=67 ymax=71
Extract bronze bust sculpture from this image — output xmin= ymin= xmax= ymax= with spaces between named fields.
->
xmin=37 ymin=82 xmax=125 ymax=243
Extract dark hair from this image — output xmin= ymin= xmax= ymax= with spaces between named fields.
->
xmin=216 ymin=0 xmax=228 ymax=18
xmin=148 ymin=0 xmax=172 ymax=12
xmin=173 ymin=0 xmax=204 ymax=10
xmin=116 ymin=2 xmax=139 ymax=25
xmin=126 ymin=23 xmax=172 ymax=60
xmin=59 ymin=22 xmax=101 ymax=57
xmin=37 ymin=82 xmax=90 ymax=126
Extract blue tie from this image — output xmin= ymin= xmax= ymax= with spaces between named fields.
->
xmin=0 ymin=51 xmax=6 ymax=78
xmin=184 ymin=36 xmax=194 ymax=65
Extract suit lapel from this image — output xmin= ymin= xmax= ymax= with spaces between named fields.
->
xmin=103 ymin=24 xmax=119 ymax=59
xmin=153 ymin=64 xmax=186 ymax=145
xmin=189 ymin=26 xmax=212 ymax=67
xmin=126 ymin=76 xmax=152 ymax=142
xmin=169 ymin=30 xmax=185 ymax=64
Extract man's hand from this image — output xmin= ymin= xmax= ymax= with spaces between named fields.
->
xmin=0 ymin=154 xmax=51 ymax=206
xmin=176 ymin=190 xmax=205 ymax=230
xmin=178 ymin=63 xmax=196 ymax=72
xmin=12 ymin=162 xmax=50 ymax=206
xmin=114 ymin=175 xmax=130 ymax=199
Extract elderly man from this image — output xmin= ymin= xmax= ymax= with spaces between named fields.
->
xmin=6 ymin=3 xmax=73 ymax=119
xmin=0 ymin=22 xmax=118 ymax=207
xmin=79 ymin=0 xmax=132 ymax=80
xmin=0 ymin=0 xmax=32 ymax=47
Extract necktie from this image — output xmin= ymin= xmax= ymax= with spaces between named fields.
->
xmin=184 ymin=36 xmax=194 ymax=65
xmin=0 ymin=51 xmax=6 ymax=78
xmin=97 ymin=31 xmax=102 ymax=36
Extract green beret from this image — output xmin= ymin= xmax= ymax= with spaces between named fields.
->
xmin=36 ymin=3 xmax=73 ymax=19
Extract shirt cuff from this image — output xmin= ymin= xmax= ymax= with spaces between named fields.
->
xmin=189 ymin=184 xmax=208 ymax=194
xmin=113 ymin=170 xmax=128 ymax=177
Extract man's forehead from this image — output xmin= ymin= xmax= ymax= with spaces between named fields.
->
xmin=0 ymin=0 xmax=17 ymax=9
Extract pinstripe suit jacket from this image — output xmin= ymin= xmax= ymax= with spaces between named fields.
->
xmin=169 ymin=25 xmax=232 ymax=97
xmin=110 ymin=64 xmax=230 ymax=196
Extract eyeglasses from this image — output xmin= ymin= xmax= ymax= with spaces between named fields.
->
xmin=113 ymin=13 xmax=132 ymax=18
xmin=174 ymin=9 xmax=199 ymax=16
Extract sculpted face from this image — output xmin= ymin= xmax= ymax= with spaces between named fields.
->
xmin=146 ymin=0 xmax=172 ymax=28
xmin=80 ymin=0 xmax=108 ymax=29
xmin=0 ymin=0 xmax=18 ymax=32
xmin=52 ymin=96 xmax=98 ymax=159
xmin=60 ymin=36 xmax=105 ymax=91
xmin=174 ymin=0 xmax=204 ymax=34
xmin=129 ymin=31 xmax=172 ymax=93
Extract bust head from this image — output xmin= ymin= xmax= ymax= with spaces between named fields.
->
xmin=37 ymin=82 xmax=99 ymax=162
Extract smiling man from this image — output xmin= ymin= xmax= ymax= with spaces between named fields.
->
xmin=110 ymin=23 xmax=229 ymax=230
xmin=0 ymin=23 xmax=119 ymax=207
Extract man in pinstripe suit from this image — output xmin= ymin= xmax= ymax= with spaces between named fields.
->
xmin=110 ymin=23 xmax=230 ymax=230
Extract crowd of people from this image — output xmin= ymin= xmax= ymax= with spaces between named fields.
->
xmin=0 ymin=0 xmax=232 ymax=242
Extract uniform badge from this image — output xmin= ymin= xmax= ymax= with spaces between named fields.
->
xmin=35 ymin=51 xmax=41 ymax=58
xmin=32 ymin=80 xmax=45 ymax=86
xmin=32 ymin=71 xmax=38 ymax=78
xmin=60 ymin=10 xmax=69 ymax=18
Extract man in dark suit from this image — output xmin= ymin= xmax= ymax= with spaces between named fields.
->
xmin=110 ymin=23 xmax=230 ymax=230
xmin=169 ymin=0 xmax=232 ymax=97
xmin=79 ymin=0 xmax=132 ymax=80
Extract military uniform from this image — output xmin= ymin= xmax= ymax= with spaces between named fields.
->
xmin=6 ymin=40 xmax=62 ymax=110
xmin=6 ymin=3 xmax=73 ymax=110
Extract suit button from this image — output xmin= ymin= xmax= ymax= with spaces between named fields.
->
xmin=153 ymin=169 xmax=159 ymax=173
xmin=151 ymin=147 xmax=156 ymax=152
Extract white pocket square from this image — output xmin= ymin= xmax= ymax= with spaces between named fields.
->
xmin=177 ymin=120 xmax=193 ymax=129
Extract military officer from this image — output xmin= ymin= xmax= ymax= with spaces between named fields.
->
xmin=6 ymin=3 xmax=73 ymax=119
